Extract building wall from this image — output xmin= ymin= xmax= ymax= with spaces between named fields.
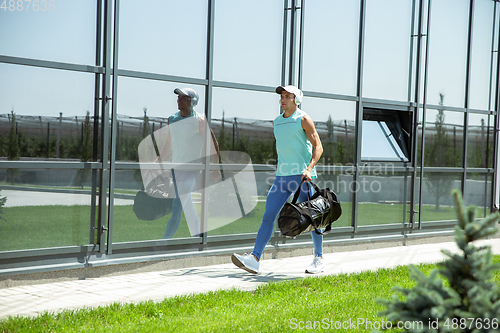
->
xmin=0 ymin=0 xmax=498 ymax=272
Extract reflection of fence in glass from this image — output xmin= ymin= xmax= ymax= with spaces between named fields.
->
xmin=0 ymin=112 xmax=359 ymax=168
xmin=1 ymin=110 xmax=491 ymax=171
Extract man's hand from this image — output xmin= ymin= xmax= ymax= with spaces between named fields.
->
xmin=212 ymin=169 xmax=222 ymax=181
xmin=301 ymin=169 xmax=312 ymax=182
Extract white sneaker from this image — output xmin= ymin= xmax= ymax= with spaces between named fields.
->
xmin=231 ymin=253 xmax=260 ymax=274
xmin=305 ymin=256 xmax=324 ymax=274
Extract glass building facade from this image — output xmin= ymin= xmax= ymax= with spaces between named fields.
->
xmin=0 ymin=0 xmax=499 ymax=274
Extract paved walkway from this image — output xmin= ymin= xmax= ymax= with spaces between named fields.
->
xmin=1 ymin=239 xmax=499 ymax=319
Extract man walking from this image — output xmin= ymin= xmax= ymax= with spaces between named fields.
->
xmin=231 ymin=85 xmax=325 ymax=274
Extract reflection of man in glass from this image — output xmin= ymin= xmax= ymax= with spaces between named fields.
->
xmin=231 ymin=85 xmax=325 ymax=274
xmin=156 ymin=88 xmax=216 ymax=239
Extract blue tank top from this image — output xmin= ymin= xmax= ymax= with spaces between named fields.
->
xmin=273 ymin=109 xmax=316 ymax=178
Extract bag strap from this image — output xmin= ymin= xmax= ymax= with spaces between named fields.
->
xmin=291 ymin=179 xmax=315 ymax=204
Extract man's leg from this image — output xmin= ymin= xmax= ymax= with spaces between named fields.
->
xmin=294 ymin=181 xmax=324 ymax=257
xmin=175 ymin=170 xmax=201 ymax=236
xmin=163 ymin=197 xmax=182 ymax=239
xmin=251 ymin=176 xmax=297 ymax=260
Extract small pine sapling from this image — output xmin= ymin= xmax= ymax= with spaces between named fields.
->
xmin=377 ymin=190 xmax=500 ymax=332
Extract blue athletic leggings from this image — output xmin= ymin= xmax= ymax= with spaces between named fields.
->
xmin=251 ymin=174 xmax=323 ymax=260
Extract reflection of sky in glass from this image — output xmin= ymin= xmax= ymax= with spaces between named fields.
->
xmin=361 ymin=121 xmax=408 ymax=161
xmin=117 ymin=77 xmax=206 ymax=119
xmin=0 ymin=0 xmax=96 ymax=64
xmin=426 ymin=0 xmax=469 ymax=108
xmin=301 ymin=97 xmax=356 ymax=123
xmin=213 ymin=0 xmax=283 ymax=86
xmin=0 ymin=0 xmax=496 ymax=118
xmin=469 ymin=0 xmax=495 ymax=110
xmin=302 ymin=0 xmax=359 ymax=96
xmin=119 ymin=0 xmax=208 ymax=78
xmin=362 ymin=0 xmax=412 ymax=101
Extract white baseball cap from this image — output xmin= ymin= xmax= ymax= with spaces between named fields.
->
xmin=276 ymin=85 xmax=303 ymax=105
xmin=174 ymin=88 xmax=199 ymax=107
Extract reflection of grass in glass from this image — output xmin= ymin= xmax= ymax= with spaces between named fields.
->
xmin=0 ymin=206 xmax=91 ymax=251
xmin=0 ymin=202 xmax=462 ymax=252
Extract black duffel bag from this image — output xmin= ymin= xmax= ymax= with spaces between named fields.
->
xmin=278 ymin=180 xmax=342 ymax=238
xmin=133 ymin=174 xmax=174 ymax=221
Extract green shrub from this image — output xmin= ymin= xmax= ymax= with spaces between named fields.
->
xmin=377 ymin=190 xmax=500 ymax=332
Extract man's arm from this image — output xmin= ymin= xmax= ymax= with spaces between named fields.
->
xmin=199 ymin=116 xmax=220 ymax=161
xmin=301 ymin=115 xmax=323 ymax=182
xmin=155 ymin=118 xmax=172 ymax=163
xmin=199 ymin=117 xmax=221 ymax=180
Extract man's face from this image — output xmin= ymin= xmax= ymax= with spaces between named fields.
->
xmin=177 ymin=94 xmax=191 ymax=111
xmin=280 ymin=91 xmax=296 ymax=111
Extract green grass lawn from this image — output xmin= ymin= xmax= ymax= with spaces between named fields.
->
xmin=1 ymin=257 xmax=500 ymax=333
xmin=0 ymin=201 xmax=462 ymax=252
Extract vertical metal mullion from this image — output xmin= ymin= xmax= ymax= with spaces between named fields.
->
xmin=488 ymin=2 xmax=498 ymax=112
xmin=281 ymin=0 xmax=289 ymax=86
xmin=485 ymin=3 xmax=497 ymax=216
xmin=353 ymin=0 xmax=366 ymax=233
xmin=97 ymin=0 xmax=113 ymax=253
xmin=410 ymin=0 xmax=426 ymax=229
xmin=297 ymin=0 xmax=305 ymax=90
xmin=289 ymin=0 xmax=297 ymax=85
xmin=407 ymin=0 xmax=417 ymax=103
xmin=106 ymin=0 xmax=120 ymax=254
xmin=418 ymin=0 xmax=432 ymax=230
xmin=90 ymin=0 xmax=103 ymax=246
xmin=201 ymin=0 xmax=215 ymax=245
xmin=462 ymin=0 xmax=474 ymax=200
xmin=493 ymin=1 xmax=500 ymax=212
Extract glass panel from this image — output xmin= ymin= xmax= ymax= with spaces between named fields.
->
xmin=0 ymin=169 xmax=96 ymax=251
xmin=116 ymin=154 xmax=258 ymax=240
xmin=0 ymin=1 xmax=97 ymax=65
xmin=426 ymin=0 xmax=469 ymax=108
xmin=113 ymin=167 xmax=183 ymax=242
xmin=467 ymin=113 xmax=494 ymax=168
xmin=469 ymin=0 xmax=495 ymax=110
xmin=357 ymin=170 xmax=412 ymax=226
xmin=208 ymin=167 xmax=262 ymax=237
xmin=421 ymin=172 xmax=462 ymax=222
xmin=302 ymin=98 xmax=356 ymax=166
xmin=0 ymin=64 xmax=96 ymax=159
xmin=213 ymin=0 xmax=283 ymax=86
xmin=464 ymin=173 xmax=492 ymax=218
xmin=302 ymin=0 xmax=360 ymax=96
xmin=211 ymin=87 xmax=279 ymax=165
xmin=363 ymin=0 xmax=413 ymax=101
xmin=116 ymin=77 xmax=206 ymax=162
xmin=118 ymin=0 xmax=207 ymax=78
xmin=423 ymin=109 xmax=464 ymax=167
xmin=315 ymin=172 xmax=353 ymax=228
